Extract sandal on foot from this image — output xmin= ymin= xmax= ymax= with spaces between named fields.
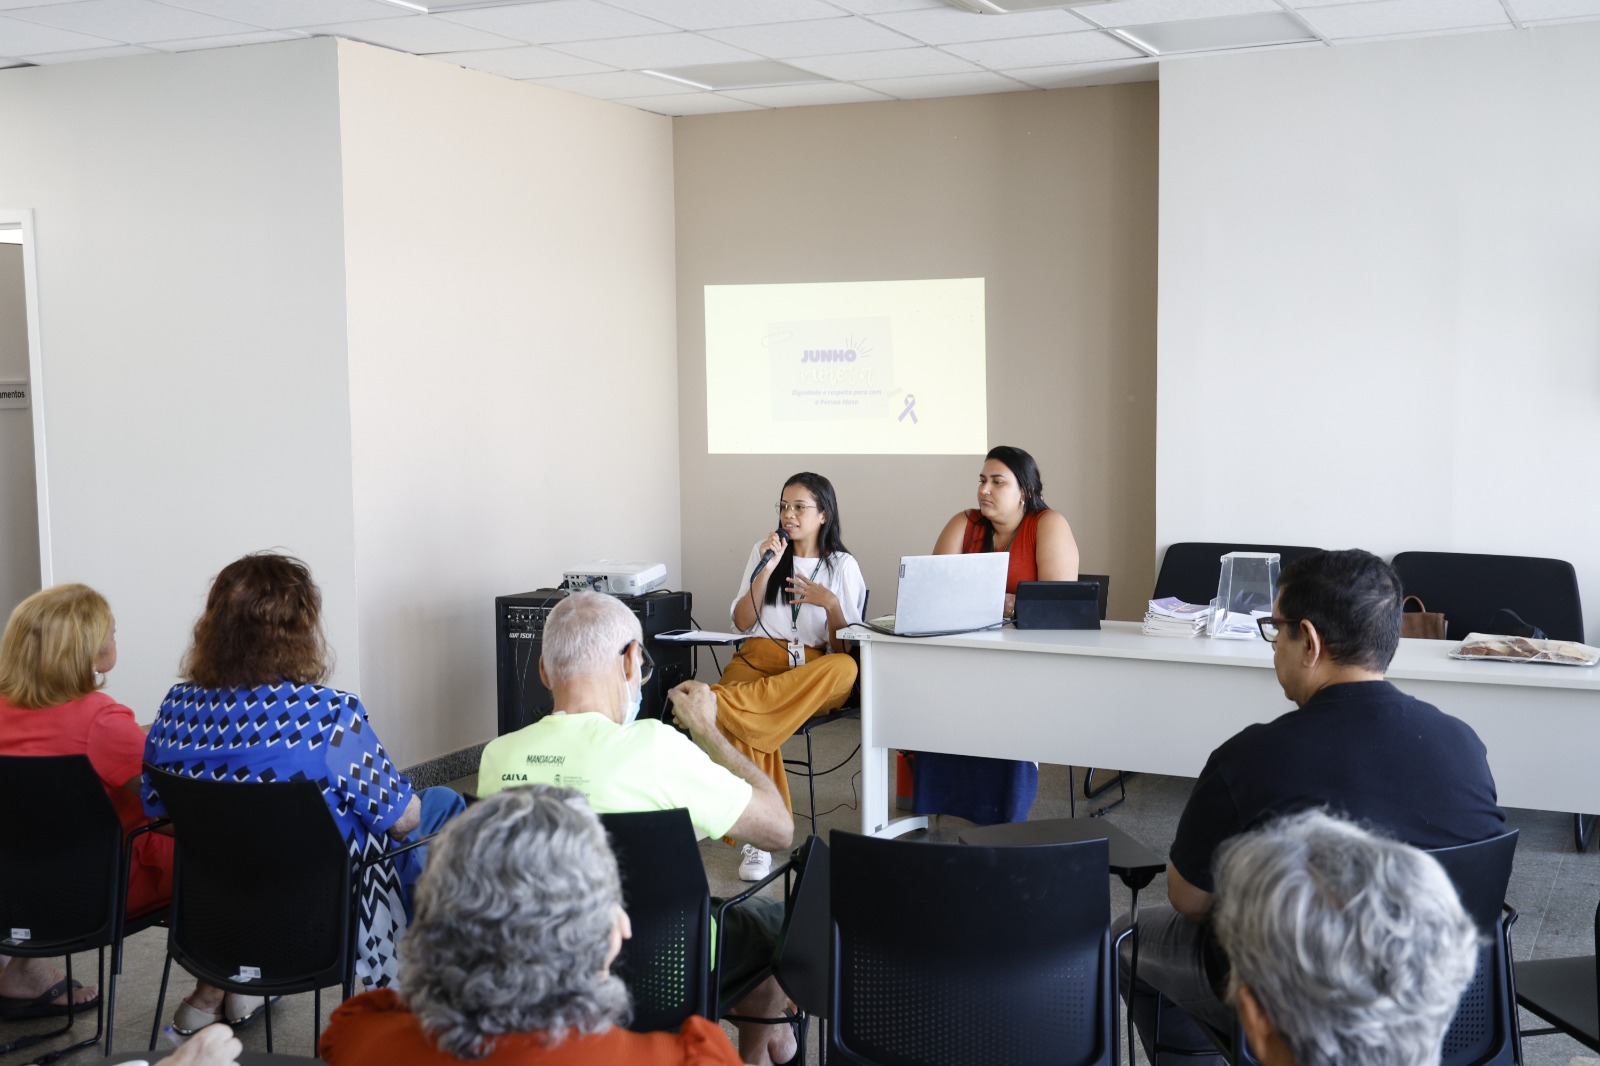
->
xmin=0 ymin=978 xmax=99 ymax=1020
xmin=773 ymin=1008 xmax=806 ymax=1066
xmin=172 ymin=998 xmax=223 ymax=1035
xmin=224 ymin=993 xmax=278 ymax=1028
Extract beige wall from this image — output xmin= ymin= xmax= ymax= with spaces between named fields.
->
xmin=337 ymin=42 xmax=680 ymax=765
xmin=0 ymin=41 xmax=357 ymax=721
xmin=674 ymin=85 xmax=1158 ymax=634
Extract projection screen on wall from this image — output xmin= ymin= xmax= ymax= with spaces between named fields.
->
xmin=704 ymin=278 xmax=987 ymax=455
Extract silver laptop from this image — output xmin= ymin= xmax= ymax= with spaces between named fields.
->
xmin=871 ymin=553 xmax=1009 ymax=636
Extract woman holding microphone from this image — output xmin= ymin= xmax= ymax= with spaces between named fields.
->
xmin=718 ymin=472 xmax=865 ymax=880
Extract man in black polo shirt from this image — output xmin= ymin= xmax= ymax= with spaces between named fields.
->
xmin=1122 ymin=548 xmax=1505 ymax=1062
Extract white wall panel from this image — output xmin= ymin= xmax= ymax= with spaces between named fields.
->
xmin=1158 ymin=25 xmax=1600 ymax=642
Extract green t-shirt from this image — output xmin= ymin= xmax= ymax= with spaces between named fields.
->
xmin=477 ymin=712 xmax=753 ymax=842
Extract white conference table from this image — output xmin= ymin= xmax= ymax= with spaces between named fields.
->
xmin=842 ymin=620 xmax=1600 ymax=837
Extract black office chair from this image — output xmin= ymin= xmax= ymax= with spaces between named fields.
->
xmin=958 ymin=818 xmax=1164 ymax=1066
xmin=1430 ymin=829 xmax=1521 ymax=1066
xmin=598 ymin=808 xmax=712 ymax=1032
xmin=1189 ymin=828 xmax=1521 ymax=1066
xmin=1391 ymin=551 xmax=1584 ymax=644
xmin=1074 ymin=571 xmax=1136 ymax=813
xmin=784 ymin=590 xmax=869 ymax=836
xmin=773 ymin=835 xmax=831 ymax=1057
xmin=1151 ymin=542 xmax=1321 ymax=607
xmin=829 ymin=832 xmax=1125 ymax=1066
xmin=1517 ymin=896 xmax=1600 ymax=1053
xmin=1390 ymin=551 xmax=1590 ymax=848
xmin=0 ymin=755 xmax=167 ymax=1063
xmin=144 ymin=765 xmax=378 ymax=1055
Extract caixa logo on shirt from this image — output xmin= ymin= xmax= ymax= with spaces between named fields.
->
xmin=525 ymin=754 xmax=565 ymax=765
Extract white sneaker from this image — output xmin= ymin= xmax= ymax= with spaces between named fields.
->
xmin=739 ymin=844 xmax=771 ymax=881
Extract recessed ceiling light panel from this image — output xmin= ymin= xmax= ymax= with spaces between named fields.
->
xmin=1115 ymin=11 xmax=1319 ymax=54
xmin=942 ymin=0 xmax=1114 ymax=13
xmin=642 ymin=61 xmax=829 ymax=92
xmin=377 ymin=0 xmax=550 ymax=12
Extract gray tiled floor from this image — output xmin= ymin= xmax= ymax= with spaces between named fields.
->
xmin=6 ymin=718 xmax=1599 ymax=1065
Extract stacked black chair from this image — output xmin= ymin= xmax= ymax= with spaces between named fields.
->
xmin=598 ymin=808 xmax=712 ymax=1032
xmin=829 ymin=832 xmax=1123 ymax=1066
xmin=143 ymin=765 xmax=367 ymax=1055
xmin=0 ymin=754 xmax=166 ymax=1062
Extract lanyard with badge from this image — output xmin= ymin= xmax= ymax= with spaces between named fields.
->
xmin=787 ymin=558 xmax=823 ymax=667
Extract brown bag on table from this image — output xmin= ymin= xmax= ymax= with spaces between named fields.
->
xmin=1401 ymin=595 xmax=1447 ymax=639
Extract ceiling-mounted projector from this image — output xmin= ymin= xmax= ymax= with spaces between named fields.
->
xmin=941 ymin=0 xmax=1114 ymax=12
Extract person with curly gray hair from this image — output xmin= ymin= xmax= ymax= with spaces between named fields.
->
xmin=318 ymin=786 xmax=742 ymax=1065
xmin=1212 ymin=810 xmax=1481 ymax=1066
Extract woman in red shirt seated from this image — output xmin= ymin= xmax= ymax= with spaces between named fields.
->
xmin=933 ymin=444 xmax=1080 ymax=616
xmin=320 ymin=784 xmax=744 ymax=1066
xmin=0 ymin=584 xmax=219 ymax=1021
xmin=919 ymin=445 xmax=1080 ymax=825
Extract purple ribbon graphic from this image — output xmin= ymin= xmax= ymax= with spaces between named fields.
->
xmin=898 ymin=395 xmax=918 ymax=424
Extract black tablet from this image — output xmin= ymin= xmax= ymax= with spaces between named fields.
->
xmin=1014 ymin=580 xmax=1102 ymax=630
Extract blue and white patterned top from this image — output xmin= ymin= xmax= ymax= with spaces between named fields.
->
xmin=143 ymin=681 xmax=415 ymax=989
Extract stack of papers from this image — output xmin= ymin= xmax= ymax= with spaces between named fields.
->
xmin=1212 ymin=608 xmax=1270 ymax=641
xmin=1143 ymin=597 xmax=1214 ymax=638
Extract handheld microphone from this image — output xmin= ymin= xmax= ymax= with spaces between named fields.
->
xmin=750 ymin=528 xmax=790 ymax=582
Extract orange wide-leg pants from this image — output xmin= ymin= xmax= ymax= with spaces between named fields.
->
xmin=713 ymin=637 xmax=858 ymax=812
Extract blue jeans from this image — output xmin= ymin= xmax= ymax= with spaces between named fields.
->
xmin=392 ymin=786 xmax=467 ymax=919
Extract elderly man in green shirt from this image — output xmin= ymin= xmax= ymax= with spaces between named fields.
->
xmin=478 ymin=591 xmax=795 ymax=1066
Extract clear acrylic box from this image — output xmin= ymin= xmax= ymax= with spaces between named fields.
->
xmin=1209 ymin=551 xmax=1281 ymax=639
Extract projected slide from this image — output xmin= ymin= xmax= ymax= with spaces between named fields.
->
xmin=705 ymin=279 xmax=987 ymax=455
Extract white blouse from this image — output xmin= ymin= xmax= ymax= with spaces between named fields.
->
xmin=728 ymin=543 xmax=868 ymax=649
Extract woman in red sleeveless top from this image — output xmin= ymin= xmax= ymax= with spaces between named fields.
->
xmin=933 ymin=445 xmax=1079 ymax=615
xmin=918 ymin=446 xmax=1080 ymax=825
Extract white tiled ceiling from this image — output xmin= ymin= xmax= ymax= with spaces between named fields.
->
xmin=1299 ymin=0 xmax=1511 ymax=37
xmin=0 ymin=0 xmax=1592 ymax=116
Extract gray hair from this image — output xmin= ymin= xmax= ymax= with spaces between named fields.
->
xmin=397 ymin=785 xmax=630 ymax=1058
xmin=1213 ymin=810 xmax=1480 ymax=1066
xmin=540 ymin=591 xmax=642 ymax=687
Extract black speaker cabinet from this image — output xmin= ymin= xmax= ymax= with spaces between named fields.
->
xmin=495 ymin=588 xmax=692 ymax=735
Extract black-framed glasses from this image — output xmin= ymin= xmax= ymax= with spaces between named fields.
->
xmin=622 ymin=640 xmax=655 ymax=684
xmin=1257 ymin=616 xmax=1293 ymax=643
xmin=775 ymin=502 xmax=816 ymax=515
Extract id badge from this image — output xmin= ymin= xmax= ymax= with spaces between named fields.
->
xmin=787 ymin=640 xmax=805 ymax=668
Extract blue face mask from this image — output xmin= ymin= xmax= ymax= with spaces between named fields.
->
xmin=622 ymin=682 xmax=642 ymax=725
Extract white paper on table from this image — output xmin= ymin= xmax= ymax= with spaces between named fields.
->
xmin=655 ymin=630 xmax=747 ymax=644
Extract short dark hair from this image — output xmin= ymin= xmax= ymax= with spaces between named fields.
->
xmin=1276 ymin=549 xmax=1404 ymax=672
xmin=183 ymin=552 xmax=330 ymax=688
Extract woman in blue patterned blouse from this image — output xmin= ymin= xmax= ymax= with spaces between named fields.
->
xmin=143 ymin=552 xmax=463 ymax=1035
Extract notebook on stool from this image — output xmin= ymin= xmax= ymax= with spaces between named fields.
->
xmin=1013 ymin=580 xmax=1102 ymax=630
